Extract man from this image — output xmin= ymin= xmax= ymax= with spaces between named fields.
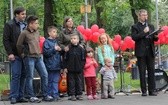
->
xmin=131 ymin=9 xmax=158 ymax=96
xmin=3 ymin=7 xmax=28 ymax=104
xmin=16 ymin=15 xmax=53 ymax=102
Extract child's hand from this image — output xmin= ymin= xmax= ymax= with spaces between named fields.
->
xmin=55 ymin=45 xmax=61 ymax=51
xmin=64 ymin=68 xmax=68 ymax=73
xmin=64 ymin=46 xmax=69 ymax=52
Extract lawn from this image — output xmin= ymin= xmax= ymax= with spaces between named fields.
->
xmin=0 ymin=72 xmax=140 ymax=94
xmin=0 ymin=74 xmax=10 ymax=94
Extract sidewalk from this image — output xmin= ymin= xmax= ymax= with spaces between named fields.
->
xmin=0 ymin=92 xmax=168 ymax=105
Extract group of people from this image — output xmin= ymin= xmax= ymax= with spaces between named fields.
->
xmin=3 ymin=6 xmax=158 ymax=104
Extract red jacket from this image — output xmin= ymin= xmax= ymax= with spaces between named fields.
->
xmin=84 ymin=57 xmax=98 ymax=77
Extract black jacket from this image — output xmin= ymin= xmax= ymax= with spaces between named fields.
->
xmin=3 ymin=18 xmax=26 ymax=56
xmin=131 ymin=22 xmax=158 ymax=57
xmin=64 ymin=44 xmax=86 ymax=73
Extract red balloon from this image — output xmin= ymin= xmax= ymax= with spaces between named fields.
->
xmin=91 ymin=24 xmax=99 ymax=33
xmin=114 ymin=34 xmax=121 ymax=44
xmin=98 ymin=28 xmax=105 ymax=34
xmin=84 ymin=28 xmax=92 ymax=40
xmin=91 ymin=32 xmax=100 ymax=43
xmin=77 ymin=25 xmax=85 ymax=34
xmin=39 ymin=36 xmax=45 ymax=53
xmin=112 ymin=41 xmax=119 ymax=51
xmin=124 ymin=36 xmax=132 ymax=43
xmin=120 ymin=42 xmax=127 ymax=51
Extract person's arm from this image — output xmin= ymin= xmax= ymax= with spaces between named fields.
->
xmin=16 ymin=32 xmax=26 ymax=57
xmin=131 ymin=24 xmax=147 ymax=41
xmin=43 ymin=40 xmax=57 ymax=58
xmin=97 ymin=46 xmax=105 ymax=66
xmin=3 ymin=23 xmax=13 ymax=55
xmin=99 ymin=67 xmax=105 ymax=75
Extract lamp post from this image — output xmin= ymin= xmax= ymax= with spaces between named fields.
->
xmin=10 ymin=0 xmax=13 ymax=19
xmin=155 ymin=0 xmax=162 ymax=67
xmin=85 ymin=0 xmax=88 ymax=28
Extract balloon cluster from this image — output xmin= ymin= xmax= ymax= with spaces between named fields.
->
xmin=155 ymin=26 xmax=168 ymax=45
xmin=77 ymin=24 xmax=105 ymax=43
xmin=112 ymin=35 xmax=135 ymax=51
xmin=77 ymin=24 xmax=135 ymax=52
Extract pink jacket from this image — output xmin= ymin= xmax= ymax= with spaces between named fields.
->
xmin=84 ymin=57 xmax=98 ymax=77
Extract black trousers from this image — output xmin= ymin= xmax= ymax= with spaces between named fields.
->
xmin=67 ymin=72 xmax=83 ymax=96
xmin=137 ymin=49 xmax=156 ymax=94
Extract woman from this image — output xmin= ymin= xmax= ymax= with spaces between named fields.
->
xmin=58 ymin=16 xmax=86 ymax=51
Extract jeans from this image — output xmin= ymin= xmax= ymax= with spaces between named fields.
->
xmin=9 ymin=56 xmax=26 ymax=100
xmin=24 ymin=56 xmax=48 ymax=97
xmin=48 ymin=71 xmax=60 ymax=98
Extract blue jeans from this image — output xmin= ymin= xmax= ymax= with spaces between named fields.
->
xmin=24 ymin=56 xmax=48 ymax=97
xmin=48 ymin=71 xmax=60 ymax=98
xmin=9 ymin=56 xmax=26 ymax=100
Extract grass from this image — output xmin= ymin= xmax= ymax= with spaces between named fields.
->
xmin=0 ymin=72 xmax=140 ymax=94
xmin=0 ymin=74 xmax=10 ymax=94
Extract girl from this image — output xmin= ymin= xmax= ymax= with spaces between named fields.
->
xmin=84 ymin=47 xmax=99 ymax=100
xmin=97 ymin=33 xmax=116 ymax=98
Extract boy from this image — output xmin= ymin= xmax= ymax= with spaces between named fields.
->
xmin=43 ymin=26 xmax=62 ymax=101
xmin=64 ymin=34 xmax=86 ymax=101
xmin=16 ymin=15 xmax=53 ymax=102
xmin=99 ymin=58 xmax=117 ymax=99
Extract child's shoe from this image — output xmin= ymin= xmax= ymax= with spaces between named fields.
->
xmin=76 ymin=95 xmax=83 ymax=100
xmin=93 ymin=95 xmax=99 ymax=100
xmin=87 ymin=95 xmax=93 ymax=100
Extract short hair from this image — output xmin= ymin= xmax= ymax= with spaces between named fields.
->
xmin=138 ymin=9 xmax=147 ymax=16
xmin=14 ymin=7 xmax=25 ymax=16
xmin=26 ymin=15 xmax=38 ymax=25
xmin=70 ymin=33 xmax=79 ymax=39
xmin=104 ymin=58 xmax=112 ymax=63
xmin=47 ymin=26 xmax=57 ymax=33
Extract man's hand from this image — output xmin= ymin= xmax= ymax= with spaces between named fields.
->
xmin=144 ymin=26 xmax=149 ymax=33
xmin=8 ymin=54 xmax=15 ymax=61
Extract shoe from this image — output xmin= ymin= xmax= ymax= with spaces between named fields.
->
xmin=149 ymin=92 xmax=157 ymax=96
xmin=101 ymin=95 xmax=108 ymax=99
xmin=108 ymin=95 xmax=115 ymax=99
xmin=141 ymin=93 xmax=147 ymax=96
xmin=69 ymin=95 xmax=76 ymax=101
xmin=87 ymin=95 xmax=93 ymax=100
xmin=43 ymin=95 xmax=54 ymax=102
xmin=93 ymin=95 xmax=99 ymax=100
xmin=18 ymin=97 xmax=29 ymax=103
xmin=29 ymin=97 xmax=41 ymax=103
xmin=10 ymin=98 xmax=17 ymax=104
xmin=53 ymin=97 xmax=62 ymax=101
xmin=76 ymin=95 xmax=83 ymax=100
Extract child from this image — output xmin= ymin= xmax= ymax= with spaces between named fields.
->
xmin=99 ymin=58 xmax=117 ymax=99
xmin=43 ymin=26 xmax=62 ymax=101
xmin=16 ymin=15 xmax=53 ymax=102
xmin=84 ymin=47 xmax=99 ymax=100
xmin=64 ymin=33 xmax=86 ymax=101
xmin=97 ymin=33 xmax=115 ymax=98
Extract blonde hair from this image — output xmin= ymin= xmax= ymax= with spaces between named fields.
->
xmin=104 ymin=58 xmax=112 ymax=64
xmin=98 ymin=33 xmax=114 ymax=54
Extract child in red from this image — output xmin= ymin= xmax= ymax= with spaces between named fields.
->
xmin=84 ymin=47 xmax=99 ymax=100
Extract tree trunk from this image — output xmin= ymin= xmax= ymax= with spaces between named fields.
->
xmin=129 ymin=0 xmax=138 ymax=24
xmin=44 ymin=0 xmax=54 ymax=38
xmin=94 ymin=0 xmax=104 ymax=28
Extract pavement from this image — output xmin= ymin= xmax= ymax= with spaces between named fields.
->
xmin=0 ymin=91 xmax=168 ymax=105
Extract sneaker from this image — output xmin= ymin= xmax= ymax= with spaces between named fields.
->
xmin=10 ymin=98 xmax=17 ymax=104
xmin=93 ymin=95 xmax=99 ymax=100
xmin=29 ymin=97 xmax=41 ymax=103
xmin=76 ymin=95 xmax=83 ymax=100
xmin=87 ymin=95 xmax=93 ymax=100
xmin=108 ymin=95 xmax=115 ymax=99
xmin=43 ymin=95 xmax=54 ymax=102
xmin=69 ymin=95 xmax=76 ymax=101
xmin=18 ymin=97 xmax=29 ymax=103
